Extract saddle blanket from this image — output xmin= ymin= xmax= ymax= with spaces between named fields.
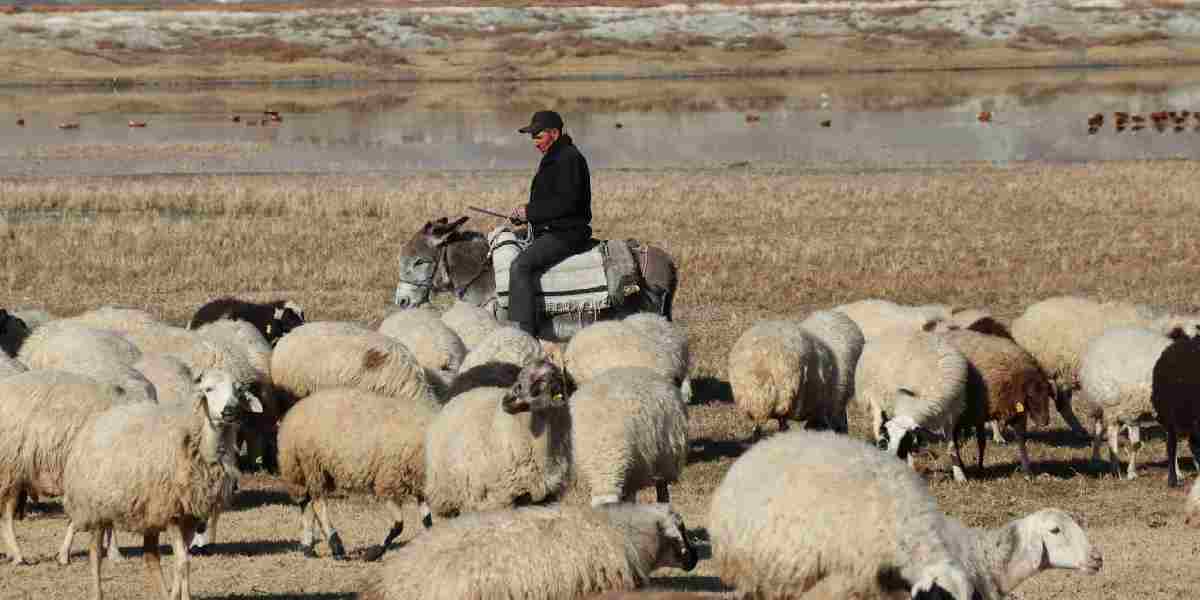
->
xmin=489 ymin=228 xmax=640 ymax=315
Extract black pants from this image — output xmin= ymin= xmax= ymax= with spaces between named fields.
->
xmin=508 ymin=228 xmax=592 ymax=336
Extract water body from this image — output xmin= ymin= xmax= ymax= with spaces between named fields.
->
xmin=1 ymin=68 xmax=1199 ymax=177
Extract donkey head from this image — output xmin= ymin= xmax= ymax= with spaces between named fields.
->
xmin=394 ymin=216 xmax=469 ymax=308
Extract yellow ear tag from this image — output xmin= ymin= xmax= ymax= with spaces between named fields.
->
xmin=1015 ymin=402 xmax=1025 ymax=414
xmin=553 ymin=393 xmax=563 ymax=402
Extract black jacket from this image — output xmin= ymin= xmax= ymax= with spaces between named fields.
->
xmin=526 ymin=134 xmax=592 ymax=234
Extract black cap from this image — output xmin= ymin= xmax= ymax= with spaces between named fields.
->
xmin=518 ymin=110 xmax=564 ymax=135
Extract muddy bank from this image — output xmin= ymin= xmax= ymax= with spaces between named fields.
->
xmin=1 ymin=1 xmax=1200 ymax=84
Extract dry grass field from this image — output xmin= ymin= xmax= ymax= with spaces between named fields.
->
xmin=3 ymin=161 xmax=1200 ymax=598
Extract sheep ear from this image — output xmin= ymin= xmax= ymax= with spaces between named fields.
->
xmin=1168 ymin=325 xmax=1187 ymax=340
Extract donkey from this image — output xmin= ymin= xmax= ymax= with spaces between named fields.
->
xmin=393 ymin=217 xmax=678 ymax=341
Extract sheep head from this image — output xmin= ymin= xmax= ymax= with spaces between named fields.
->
xmin=878 ymin=411 xmax=939 ymax=460
xmin=652 ymin=505 xmax=698 ymax=572
xmin=502 ymin=357 xmax=566 ymax=414
xmin=1013 ymin=509 xmax=1102 ymax=577
xmin=267 ymin=300 xmax=306 ymax=344
xmin=192 ymin=369 xmax=264 ymax=426
xmin=910 ymin=560 xmax=976 ymax=600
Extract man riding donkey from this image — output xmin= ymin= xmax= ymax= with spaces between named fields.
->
xmin=507 ymin=110 xmax=594 ymax=342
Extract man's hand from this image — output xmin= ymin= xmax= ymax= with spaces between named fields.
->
xmin=510 ymin=205 xmax=527 ymax=224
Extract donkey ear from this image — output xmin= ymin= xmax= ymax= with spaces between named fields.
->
xmin=448 ymin=216 xmax=469 ymax=230
xmin=420 ymin=221 xmax=434 ymax=234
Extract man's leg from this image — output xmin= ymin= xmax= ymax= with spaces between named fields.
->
xmin=508 ymin=233 xmax=587 ymax=336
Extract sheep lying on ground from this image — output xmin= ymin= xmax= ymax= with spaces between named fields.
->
xmin=277 ymin=386 xmax=440 ymax=561
xmin=188 ymin=297 xmax=306 ymax=346
xmin=570 ymin=368 xmax=687 ymax=506
xmin=564 ymin=315 xmax=691 ymax=403
xmin=271 ymin=322 xmax=433 ymax=413
xmin=1151 ymin=332 xmax=1200 ymax=488
xmin=359 ymin=503 xmax=697 ymax=600
xmin=457 ymin=325 xmax=544 ymax=372
xmin=424 ymin=358 xmax=570 ymax=517
xmin=1080 ymin=326 xmax=1174 ymax=480
xmin=1011 ymin=295 xmax=1200 ymax=437
xmin=709 ymin=430 xmax=1102 ymax=600
xmin=378 ymin=307 xmax=466 ymax=398
xmin=855 ymin=331 xmax=970 ymax=480
xmin=63 ymin=369 xmax=261 ymax=600
xmin=440 ymin=301 xmax=501 ymax=351
xmin=942 ymin=329 xmax=1052 ymax=476
xmin=0 ymin=370 xmax=151 ymax=566
xmin=727 ymin=320 xmax=840 ymax=438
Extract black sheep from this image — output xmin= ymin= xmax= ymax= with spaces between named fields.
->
xmin=188 ymin=297 xmax=305 ymax=346
xmin=1151 ymin=331 xmax=1200 ymax=488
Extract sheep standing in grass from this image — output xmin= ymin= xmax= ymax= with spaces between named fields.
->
xmin=1011 ymin=295 xmax=1200 ymax=437
xmin=941 ymin=329 xmax=1052 ymax=476
xmin=1080 ymin=326 xmax=1174 ymax=480
xmin=378 ymin=307 xmax=466 ymax=398
xmin=424 ymin=358 xmax=570 ymax=517
xmin=441 ymin=300 xmax=501 ymax=351
xmin=855 ymin=331 xmax=970 ymax=480
xmin=570 ymin=368 xmax=687 ymax=506
xmin=359 ymin=503 xmax=697 ymax=600
xmin=709 ymin=430 xmax=1102 ymax=600
xmin=458 ymin=325 xmax=544 ymax=372
xmin=271 ymin=322 xmax=433 ymax=414
xmin=798 ymin=309 xmax=864 ymax=431
xmin=63 ymin=369 xmax=261 ymax=600
xmin=188 ymin=297 xmax=306 ymax=346
xmin=727 ymin=320 xmax=839 ymax=438
xmin=1151 ymin=333 xmax=1200 ymax=488
xmin=0 ymin=370 xmax=149 ymax=565
xmin=194 ymin=318 xmax=279 ymax=472
xmin=564 ymin=315 xmax=691 ymax=403
xmin=277 ymin=386 xmax=440 ymax=562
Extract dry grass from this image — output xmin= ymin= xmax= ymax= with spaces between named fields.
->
xmin=3 ymin=162 xmax=1200 ymax=598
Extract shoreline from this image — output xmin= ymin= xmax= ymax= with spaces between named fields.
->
xmin=2 ymin=1 xmax=1200 ymax=86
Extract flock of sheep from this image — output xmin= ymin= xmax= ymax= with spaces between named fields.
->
xmin=0 ymin=292 xmax=1197 ymax=600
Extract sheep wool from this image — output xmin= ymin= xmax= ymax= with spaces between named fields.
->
xmin=570 ymin=368 xmax=688 ymax=505
xmin=799 ymin=309 xmax=865 ymax=429
xmin=440 ymin=300 xmax=502 ymax=351
xmin=458 ymin=325 xmax=544 ymax=372
xmin=16 ymin=321 xmax=142 ymax=370
xmin=727 ymin=320 xmax=836 ymax=435
xmin=133 ymin=354 xmax=194 ymax=409
xmin=359 ymin=503 xmax=696 ymax=600
xmin=709 ymin=430 xmax=975 ymax=600
xmin=855 ymin=331 xmax=968 ymax=446
xmin=564 ymin=317 xmax=688 ymax=393
xmin=64 ymin=306 xmax=167 ymax=335
xmin=834 ymin=298 xmax=945 ymax=342
xmin=378 ymin=307 xmax=467 ymax=378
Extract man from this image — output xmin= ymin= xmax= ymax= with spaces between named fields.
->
xmin=508 ymin=110 xmax=593 ymax=337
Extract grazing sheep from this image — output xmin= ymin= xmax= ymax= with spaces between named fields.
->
xmin=1187 ymin=478 xmax=1200 ymax=527
xmin=834 ymin=298 xmax=945 ymax=342
xmin=277 ymin=386 xmax=440 ymax=562
xmin=377 ymin=307 xmax=466 ymax=398
xmin=134 ymin=354 xmax=194 ymax=408
xmin=424 ymin=358 xmax=570 ymax=517
xmin=441 ymin=300 xmax=502 ymax=351
xmin=188 ymin=296 xmax=306 ymax=346
xmin=271 ymin=322 xmax=434 ymax=415
xmin=942 ymin=329 xmax=1053 ymax=476
xmin=62 ymin=369 xmax=262 ymax=600
xmin=1011 ymin=295 xmax=1200 ymax=437
xmin=727 ymin=320 xmax=839 ymax=438
xmin=798 ymin=309 xmax=865 ymax=431
xmin=570 ymin=368 xmax=688 ymax=506
xmin=0 ymin=370 xmax=150 ymax=565
xmin=15 ymin=321 xmax=142 ymax=370
xmin=709 ymin=430 xmax=1102 ymax=600
xmin=458 ymin=325 xmax=544 ymax=372
xmin=1080 ymin=326 xmax=1174 ymax=480
xmin=564 ymin=315 xmax=691 ymax=403
xmin=855 ymin=331 xmax=970 ymax=481
xmin=359 ymin=503 xmax=697 ymax=600
xmin=1151 ymin=333 xmax=1200 ymax=488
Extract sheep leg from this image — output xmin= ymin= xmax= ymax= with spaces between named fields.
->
xmin=1106 ymin=424 xmax=1122 ymax=479
xmin=655 ymin=480 xmax=671 ymax=503
xmin=1166 ymin=426 xmax=1181 ymax=488
xmin=143 ymin=531 xmax=169 ymax=600
xmin=419 ymin=499 xmax=432 ymax=529
xmin=58 ymin=520 xmax=77 ymax=565
xmin=362 ymin=499 xmax=406 ymax=562
xmin=89 ymin=530 xmax=105 ymax=600
xmin=103 ymin=527 xmax=123 ymax=561
xmin=948 ymin=431 xmax=967 ymax=482
xmin=298 ymin=498 xmax=320 ymax=558
xmin=167 ymin=522 xmax=194 ymax=600
xmin=314 ymin=498 xmax=346 ymax=560
xmin=777 ymin=417 xmax=790 ymax=432
xmin=1126 ymin=424 xmax=1141 ymax=480
xmin=1012 ymin=417 xmax=1033 ymax=476
xmin=989 ymin=420 xmax=1008 ymax=445
xmin=973 ymin=422 xmax=987 ymax=473
xmin=1090 ymin=419 xmax=1105 ymax=464
xmin=1055 ymin=386 xmax=1090 ymax=437
xmin=189 ymin=511 xmax=219 ymax=555
xmin=1189 ymin=433 xmax=1200 ymax=475
xmin=1 ymin=493 xmax=28 ymax=565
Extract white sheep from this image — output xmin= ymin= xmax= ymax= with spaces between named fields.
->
xmin=458 ymin=325 xmax=544 ymax=373
xmin=133 ymin=353 xmax=194 ymax=408
xmin=64 ymin=305 xmax=167 ymax=334
xmin=271 ymin=322 xmax=434 ymax=413
xmin=62 ymin=369 xmax=262 ymax=600
xmin=441 ymin=300 xmax=502 ymax=351
xmin=798 ymin=309 xmax=865 ymax=431
xmin=564 ymin=315 xmax=691 ymax=403
xmin=570 ymin=367 xmax=687 ymax=506
xmin=377 ymin=307 xmax=466 ymax=398
xmin=40 ymin=354 xmax=157 ymax=405
xmin=0 ymin=370 xmax=150 ymax=566
xmin=1080 ymin=326 xmax=1174 ymax=480
xmin=424 ymin=358 xmax=570 ymax=517
xmin=359 ymin=503 xmax=697 ymax=600
xmin=1011 ymin=295 xmax=1200 ymax=436
xmin=834 ymin=298 xmax=946 ymax=342
xmin=855 ymin=331 xmax=970 ymax=480
xmin=727 ymin=320 xmax=838 ymax=438
xmin=709 ymin=430 xmax=1102 ymax=600
xmin=15 ymin=321 xmax=142 ymax=369
xmin=277 ymin=386 xmax=440 ymax=562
